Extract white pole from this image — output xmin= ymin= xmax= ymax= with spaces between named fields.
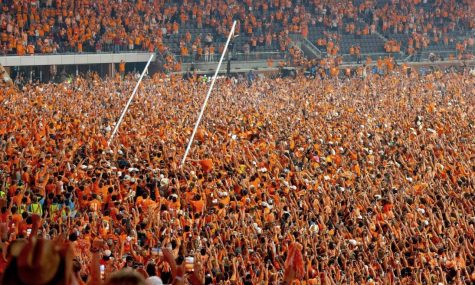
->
xmin=108 ymin=54 xmax=154 ymax=147
xmin=180 ymin=21 xmax=237 ymax=167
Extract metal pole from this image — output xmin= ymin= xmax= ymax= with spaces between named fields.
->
xmin=107 ymin=54 xmax=154 ymax=147
xmin=180 ymin=21 xmax=237 ymax=167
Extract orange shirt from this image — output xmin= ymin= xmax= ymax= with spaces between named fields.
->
xmin=199 ymin=159 xmax=213 ymax=173
xmin=16 ymin=44 xmax=25 ymax=55
xmin=90 ymin=199 xmax=101 ymax=211
xmin=191 ymin=199 xmax=204 ymax=213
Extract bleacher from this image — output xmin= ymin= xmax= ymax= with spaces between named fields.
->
xmin=340 ymin=34 xmax=386 ymax=54
xmin=0 ymin=0 xmax=473 ymax=69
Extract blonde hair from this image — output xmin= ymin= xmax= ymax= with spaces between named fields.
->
xmin=105 ymin=269 xmax=147 ymax=285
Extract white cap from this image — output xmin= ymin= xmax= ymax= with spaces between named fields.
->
xmin=309 ymin=224 xmax=319 ymax=234
xmin=160 ymin=178 xmax=169 ymax=187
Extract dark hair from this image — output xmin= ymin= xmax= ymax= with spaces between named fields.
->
xmin=69 ymin=232 xmax=78 ymax=242
xmin=146 ymin=263 xmax=156 ymax=277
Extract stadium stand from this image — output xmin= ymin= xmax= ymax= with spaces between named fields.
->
xmin=1 ymin=0 xmax=473 ymax=64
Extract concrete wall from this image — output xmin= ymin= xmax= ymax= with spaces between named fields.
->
xmin=181 ymin=60 xmax=280 ymax=74
xmin=0 ymin=53 xmax=154 ymax=67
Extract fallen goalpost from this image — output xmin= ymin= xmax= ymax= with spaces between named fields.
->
xmin=107 ymin=21 xmax=237 ymax=167
xmin=108 ymin=54 xmax=154 ymax=147
xmin=180 ymin=21 xmax=237 ymax=167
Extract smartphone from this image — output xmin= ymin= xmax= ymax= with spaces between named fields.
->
xmin=185 ymin=256 xmax=194 ymax=272
xmin=100 ymin=265 xmax=105 ymax=280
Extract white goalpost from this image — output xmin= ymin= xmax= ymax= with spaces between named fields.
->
xmin=180 ymin=21 xmax=237 ymax=167
xmin=108 ymin=54 xmax=154 ymax=147
xmin=106 ymin=20 xmax=237 ymax=165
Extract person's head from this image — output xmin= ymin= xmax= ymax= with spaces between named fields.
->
xmin=145 ymin=276 xmax=163 ymax=285
xmin=126 ymin=255 xmax=134 ymax=267
xmin=105 ymin=269 xmax=147 ymax=285
xmin=68 ymin=231 xmax=78 ymax=242
xmin=145 ymin=262 xmax=156 ymax=277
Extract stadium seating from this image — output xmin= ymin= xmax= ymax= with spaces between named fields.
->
xmin=0 ymin=0 xmax=473 ymax=63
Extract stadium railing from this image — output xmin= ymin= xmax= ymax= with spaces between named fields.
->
xmin=175 ymin=51 xmax=287 ymax=63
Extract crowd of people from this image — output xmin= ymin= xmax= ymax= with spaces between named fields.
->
xmin=0 ymin=63 xmax=474 ymax=284
xmin=374 ymin=0 xmax=475 ymax=58
xmin=373 ymin=0 xmax=474 ymax=38
xmin=1 ymin=0 xmax=474 ymax=61
xmin=0 ymin=0 xmax=175 ymax=55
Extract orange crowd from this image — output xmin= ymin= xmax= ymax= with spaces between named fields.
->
xmin=1 ymin=0 xmax=473 ymax=62
xmin=0 ymin=64 xmax=474 ymax=284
